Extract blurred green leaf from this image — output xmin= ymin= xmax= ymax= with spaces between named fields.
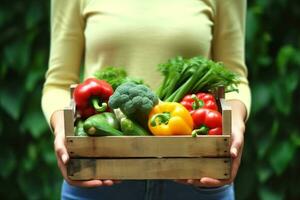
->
xmin=0 ymin=117 xmax=3 ymax=135
xmin=3 ymin=38 xmax=31 ymax=71
xmin=270 ymin=119 xmax=279 ymax=138
xmin=257 ymin=56 xmax=272 ymax=67
xmin=256 ymin=0 xmax=271 ymax=9
xmin=257 ymin=133 xmax=271 ymax=159
xmin=0 ymin=149 xmax=16 ymax=178
xmin=33 ymin=50 xmax=47 ymax=69
xmin=246 ymin=10 xmax=258 ymax=44
xmin=25 ymin=70 xmax=43 ymax=92
xmin=17 ymin=171 xmax=46 ymax=200
xmin=257 ymin=164 xmax=273 ymax=183
xmin=276 ymin=45 xmax=295 ymax=75
xmin=285 ymin=73 xmax=298 ymax=93
xmin=0 ymin=9 xmax=8 ymax=27
xmin=0 ymin=7 xmax=17 ymax=28
xmin=0 ymin=84 xmax=25 ymax=120
xmin=0 ymin=64 xmax=7 ymax=78
xmin=251 ymin=82 xmax=271 ymax=114
xmin=235 ymin=160 xmax=257 ymax=199
xmin=21 ymin=109 xmax=47 ymax=138
xmin=272 ymin=82 xmax=291 ymax=116
xmin=42 ymin=147 xmax=56 ymax=165
xmin=269 ymin=140 xmax=296 ymax=175
xmin=290 ymin=131 xmax=300 ymax=147
xmin=26 ymin=3 xmax=43 ymax=29
xmin=37 ymin=137 xmax=56 ymax=165
xmin=259 ymin=186 xmax=284 ymax=200
xmin=22 ymin=143 xmax=37 ymax=172
xmin=252 ymin=4 xmax=263 ymax=15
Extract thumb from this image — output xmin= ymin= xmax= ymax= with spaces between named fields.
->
xmin=230 ymin=131 xmax=243 ymax=159
xmin=54 ymin=135 xmax=69 ymax=165
xmin=61 ymin=153 xmax=69 ymax=164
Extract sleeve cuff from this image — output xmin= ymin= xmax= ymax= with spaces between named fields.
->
xmin=41 ymin=87 xmax=71 ymax=130
xmin=225 ymin=82 xmax=251 ymax=121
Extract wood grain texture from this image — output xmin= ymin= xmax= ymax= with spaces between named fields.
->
xmin=67 ymin=158 xmax=231 ymax=180
xmin=66 ymin=135 xmax=231 ymax=158
xmin=69 ymin=84 xmax=77 ymax=99
xmin=220 ymin=99 xmax=232 ymax=135
xmin=64 ymin=108 xmax=74 ymax=136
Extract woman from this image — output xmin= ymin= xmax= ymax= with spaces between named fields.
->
xmin=42 ymin=0 xmax=251 ymax=199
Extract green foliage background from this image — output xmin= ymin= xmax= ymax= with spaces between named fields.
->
xmin=0 ymin=0 xmax=299 ymax=199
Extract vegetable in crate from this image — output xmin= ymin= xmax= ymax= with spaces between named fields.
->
xmin=83 ymin=112 xmax=123 ymax=136
xmin=73 ymin=78 xmax=113 ymax=118
xmin=156 ymin=56 xmax=240 ymax=102
xmin=180 ymin=93 xmax=218 ymax=112
xmin=94 ymin=67 xmax=144 ymax=90
xmin=108 ymin=82 xmax=159 ymax=128
xmin=191 ymin=108 xmax=222 ymax=136
xmin=74 ymin=120 xmax=87 ymax=136
xmin=148 ymin=102 xmax=193 ymax=136
xmin=113 ymin=109 xmax=150 ymax=136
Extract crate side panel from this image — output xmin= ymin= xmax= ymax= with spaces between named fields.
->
xmin=66 ymin=136 xmax=231 ymax=158
xmin=67 ymin=158 xmax=231 ymax=180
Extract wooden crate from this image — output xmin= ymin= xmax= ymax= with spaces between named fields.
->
xmin=65 ymin=86 xmax=232 ymax=180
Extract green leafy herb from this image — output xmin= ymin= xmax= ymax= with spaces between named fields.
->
xmin=156 ymin=56 xmax=240 ymax=102
xmin=94 ymin=66 xmax=144 ymax=90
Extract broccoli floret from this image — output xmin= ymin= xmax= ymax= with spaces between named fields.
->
xmin=108 ymin=82 xmax=159 ymax=127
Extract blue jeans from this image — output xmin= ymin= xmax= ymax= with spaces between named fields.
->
xmin=62 ymin=180 xmax=235 ymax=200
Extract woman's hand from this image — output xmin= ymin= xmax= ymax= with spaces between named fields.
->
xmin=176 ymin=99 xmax=247 ymax=187
xmin=51 ymin=110 xmax=120 ymax=187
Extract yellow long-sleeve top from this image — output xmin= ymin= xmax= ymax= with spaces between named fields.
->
xmin=42 ymin=0 xmax=251 ymax=124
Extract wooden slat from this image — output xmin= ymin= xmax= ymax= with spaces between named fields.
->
xmin=216 ymin=86 xmax=225 ymax=99
xmin=220 ymin=99 xmax=232 ymax=135
xmin=69 ymin=84 xmax=77 ymax=99
xmin=64 ymin=108 xmax=74 ymax=136
xmin=66 ymin=135 xmax=230 ymax=158
xmin=69 ymin=84 xmax=77 ymax=118
xmin=67 ymin=158 xmax=231 ymax=180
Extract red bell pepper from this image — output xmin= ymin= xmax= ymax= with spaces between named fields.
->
xmin=191 ymin=108 xmax=222 ymax=136
xmin=73 ymin=78 xmax=113 ymax=118
xmin=180 ymin=93 xmax=218 ymax=112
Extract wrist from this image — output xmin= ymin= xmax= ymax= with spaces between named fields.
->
xmin=226 ymin=100 xmax=247 ymax=122
xmin=226 ymin=100 xmax=246 ymax=137
xmin=50 ymin=110 xmax=65 ymax=136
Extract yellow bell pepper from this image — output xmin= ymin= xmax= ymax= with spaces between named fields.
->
xmin=148 ymin=102 xmax=194 ymax=136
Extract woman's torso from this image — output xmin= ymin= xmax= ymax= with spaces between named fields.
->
xmin=82 ymin=0 xmax=215 ymax=89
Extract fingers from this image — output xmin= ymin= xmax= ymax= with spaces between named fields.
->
xmin=68 ymin=180 xmax=104 ymax=187
xmin=198 ymin=145 xmax=243 ymax=187
xmin=230 ymin=148 xmax=242 ymax=180
xmin=228 ymin=100 xmax=246 ymax=159
xmin=230 ymin=132 xmax=243 ymax=159
xmin=66 ymin=179 xmax=121 ymax=188
xmin=175 ymin=149 xmax=243 ymax=188
xmin=174 ymin=179 xmax=198 ymax=186
xmin=54 ymin=135 xmax=121 ymax=187
xmin=51 ymin=111 xmax=120 ymax=188
xmin=103 ymin=180 xmax=114 ymax=186
xmin=54 ymin=134 xmax=69 ymax=165
xmin=174 ymin=179 xmax=188 ymax=185
xmin=174 ymin=179 xmax=229 ymax=188
xmin=58 ymin=155 xmax=118 ymax=188
xmin=199 ymin=177 xmax=229 ymax=187
xmin=174 ymin=101 xmax=247 ymax=188
xmin=198 ymin=156 xmax=241 ymax=187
